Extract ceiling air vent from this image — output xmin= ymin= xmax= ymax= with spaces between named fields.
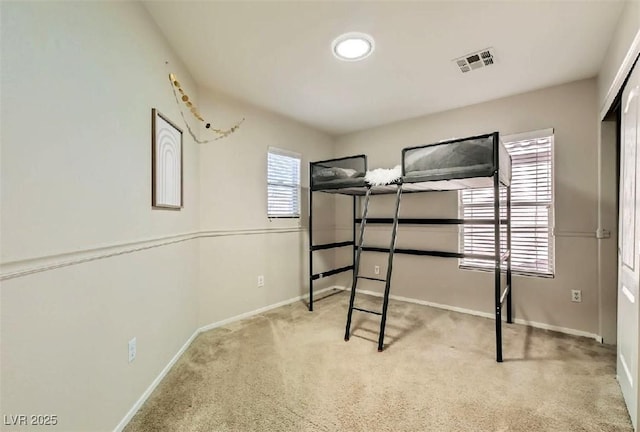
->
xmin=454 ymin=48 xmax=495 ymax=73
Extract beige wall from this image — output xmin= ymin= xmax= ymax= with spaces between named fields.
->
xmin=333 ymin=79 xmax=605 ymax=336
xmin=196 ymin=87 xmax=335 ymax=327
xmin=0 ymin=2 xmax=334 ymax=431
xmin=1 ymin=242 xmax=200 ymax=432
xmin=0 ymin=2 xmax=201 ymax=431
xmin=0 ymin=2 xmax=199 ymax=262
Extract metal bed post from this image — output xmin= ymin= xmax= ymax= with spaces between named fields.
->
xmin=494 ymin=152 xmax=503 ymax=363
xmin=308 ymin=156 xmax=367 ymax=313
xmin=506 ymin=185 xmax=513 ymax=324
xmin=308 ymin=167 xmax=314 ymax=312
xmin=353 ymin=196 xmax=357 ymax=275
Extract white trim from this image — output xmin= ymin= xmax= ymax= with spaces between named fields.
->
xmin=512 ymin=317 xmax=601 ymax=341
xmin=624 ymin=85 xmax=640 ymax=114
xmin=198 ymin=286 xmax=336 ymax=333
xmin=334 ymin=286 xmax=602 ymax=341
xmin=600 ymin=28 xmax=640 ymax=120
xmin=0 ymin=227 xmax=307 ymax=282
xmin=200 ymin=227 xmax=303 ymax=239
xmin=458 ymin=264 xmax=554 ymax=279
xmin=620 ymin=353 xmax=634 ymax=388
xmin=3 ymin=231 xmax=199 ymax=267
xmin=623 ymin=285 xmax=635 ymax=303
xmin=113 ymin=286 xmax=340 ymax=432
xmin=502 ymin=128 xmax=554 ymax=144
xmin=267 ymin=146 xmax=301 ymax=159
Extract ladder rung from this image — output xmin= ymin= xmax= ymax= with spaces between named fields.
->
xmin=357 ymin=276 xmax=386 ymax=282
xmin=500 ymin=284 xmax=511 ymax=305
xmin=500 ymin=250 xmax=511 ymax=261
xmin=353 ymin=307 xmax=382 ymax=316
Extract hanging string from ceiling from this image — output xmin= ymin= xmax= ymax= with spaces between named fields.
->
xmin=168 ymin=71 xmax=244 ymax=143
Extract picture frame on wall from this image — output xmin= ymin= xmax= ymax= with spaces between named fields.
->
xmin=152 ymin=108 xmax=183 ymax=209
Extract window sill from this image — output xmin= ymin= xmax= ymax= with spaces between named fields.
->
xmin=458 ymin=264 xmax=555 ymax=279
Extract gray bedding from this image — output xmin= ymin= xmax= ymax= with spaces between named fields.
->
xmin=403 ymin=135 xmax=511 ymax=186
xmin=311 ymin=175 xmax=367 ymax=190
xmin=311 ymin=162 xmax=367 ymax=191
xmin=310 ymin=133 xmax=511 ymax=195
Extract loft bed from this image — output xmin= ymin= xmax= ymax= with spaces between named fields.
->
xmin=308 ymin=132 xmax=513 ymax=362
xmin=310 ymin=134 xmax=511 ymax=194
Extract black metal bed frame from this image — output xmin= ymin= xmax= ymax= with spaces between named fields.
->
xmin=308 ymin=132 xmax=513 ymax=362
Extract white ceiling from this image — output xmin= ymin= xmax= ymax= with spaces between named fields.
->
xmin=144 ymin=1 xmax=624 ymax=136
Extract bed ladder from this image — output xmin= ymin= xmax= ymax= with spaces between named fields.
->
xmin=344 ymin=183 xmax=403 ymax=351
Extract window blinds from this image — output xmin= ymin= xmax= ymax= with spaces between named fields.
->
xmin=267 ymin=148 xmax=301 ymax=218
xmin=460 ymin=132 xmax=554 ymax=277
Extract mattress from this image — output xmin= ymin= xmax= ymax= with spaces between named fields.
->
xmin=402 ymin=133 xmax=511 ymax=187
xmin=311 ymin=155 xmax=368 ymax=192
xmin=312 ymin=175 xmax=367 ymax=191
xmin=311 ymin=159 xmax=401 ymax=195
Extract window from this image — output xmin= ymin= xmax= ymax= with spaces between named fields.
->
xmin=460 ymin=129 xmax=554 ymax=277
xmin=267 ymin=147 xmax=301 ymax=218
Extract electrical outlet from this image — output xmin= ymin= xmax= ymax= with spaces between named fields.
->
xmin=257 ymin=275 xmax=265 ymax=287
xmin=128 ymin=337 xmax=137 ymax=363
xmin=374 ymin=265 xmax=380 ymax=275
xmin=571 ymin=290 xmax=582 ymax=303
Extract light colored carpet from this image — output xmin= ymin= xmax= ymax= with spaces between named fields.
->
xmin=124 ymin=290 xmax=632 ymax=432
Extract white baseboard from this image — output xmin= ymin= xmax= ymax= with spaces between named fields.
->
xmin=334 ymin=286 xmax=602 ymax=342
xmin=113 ymin=285 xmax=339 ymax=432
xmin=198 ymin=286 xmax=337 ymax=333
xmin=113 ymin=329 xmax=200 ymax=432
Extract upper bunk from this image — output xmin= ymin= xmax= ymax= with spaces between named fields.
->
xmin=310 ymin=132 xmax=511 ymax=196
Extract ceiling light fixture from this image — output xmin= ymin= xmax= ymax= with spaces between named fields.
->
xmin=332 ymin=32 xmax=374 ymax=61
